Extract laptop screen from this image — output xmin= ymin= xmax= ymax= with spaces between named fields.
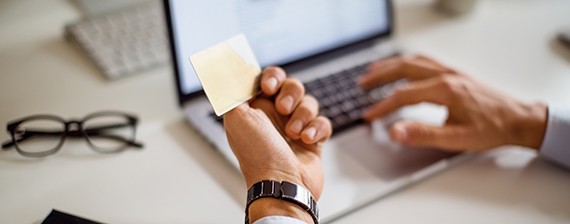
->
xmin=166 ymin=0 xmax=391 ymax=99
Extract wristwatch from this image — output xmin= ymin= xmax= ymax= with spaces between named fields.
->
xmin=245 ymin=180 xmax=319 ymax=224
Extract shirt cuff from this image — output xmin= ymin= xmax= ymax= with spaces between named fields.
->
xmin=252 ymin=216 xmax=308 ymax=224
xmin=539 ymin=106 xmax=570 ymax=169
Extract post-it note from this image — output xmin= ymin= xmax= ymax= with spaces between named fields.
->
xmin=190 ymin=34 xmax=261 ymax=116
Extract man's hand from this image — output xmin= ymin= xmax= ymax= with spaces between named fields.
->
xmin=224 ymin=67 xmax=332 ymax=223
xmin=358 ymin=55 xmax=548 ymax=152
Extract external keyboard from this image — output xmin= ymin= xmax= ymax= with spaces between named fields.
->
xmin=65 ymin=1 xmax=168 ymax=80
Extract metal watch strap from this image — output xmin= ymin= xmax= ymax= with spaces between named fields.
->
xmin=245 ymin=180 xmax=319 ymax=224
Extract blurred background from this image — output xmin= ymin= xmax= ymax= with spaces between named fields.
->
xmin=1 ymin=0 xmax=570 ymax=223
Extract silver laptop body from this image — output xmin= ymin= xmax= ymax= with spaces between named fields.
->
xmin=164 ymin=0 xmax=469 ymax=222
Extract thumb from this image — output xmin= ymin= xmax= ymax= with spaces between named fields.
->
xmin=389 ymin=120 xmax=465 ymax=150
xmin=223 ymin=103 xmax=251 ymax=122
xmin=223 ymin=103 xmax=259 ymax=140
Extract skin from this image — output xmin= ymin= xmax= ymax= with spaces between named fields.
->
xmin=225 ymin=55 xmax=549 ymax=223
xmin=224 ymin=67 xmax=332 ymax=224
xmin=358 ymin=55 xmax=548 ymax=151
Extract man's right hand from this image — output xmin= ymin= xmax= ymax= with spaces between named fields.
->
xmin=358 ymin=55 xmax=548 ymax=152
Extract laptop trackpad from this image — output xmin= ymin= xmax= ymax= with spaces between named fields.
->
xmin=334 ymin=124 xmax=456 ymax=181
xmin=334 ymin=103 xmax=455 ymax=181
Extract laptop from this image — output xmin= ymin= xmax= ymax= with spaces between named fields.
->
xmin=163 ymin=0 xmax=469 ymax=222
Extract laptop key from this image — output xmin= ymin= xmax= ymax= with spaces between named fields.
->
xmin=341 ymin=101 xmax=355 ymax=113
xmin=348 ymin=110 xmax=362 ymax=120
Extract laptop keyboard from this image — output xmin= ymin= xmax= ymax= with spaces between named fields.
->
xmin=305 ymin=62 xmax=403 ymax=134
xmin=211 ymin=60 xmax=405 ymax=135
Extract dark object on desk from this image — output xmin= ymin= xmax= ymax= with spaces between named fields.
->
xmin=1 ymin=111 xmax=143 ymax=157
xmin=558 ymin=28 xmax=570 ymax=50
xmin=42 ymin=209 xmax=103 ymax=224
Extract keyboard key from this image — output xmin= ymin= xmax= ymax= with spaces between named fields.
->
xmin=326 ymin=106 xmax=342 ymax=117
xmin=333 ymin=114 xmax=350 ymax=127
xmin=320 ymin=97 xmax=335 ymax=108
xmin=357 ymin=97 xmax=372 ymax=107
xmin=348 ymin=110 xmax=362 ymax=120
xmin=341 ymin=101 xmax=355 ymax=113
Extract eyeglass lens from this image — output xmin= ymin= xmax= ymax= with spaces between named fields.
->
xmin=84 ymin=114 xmax=135 ymax=152
xmin=14 ymin=118 xmax=65 ymax=154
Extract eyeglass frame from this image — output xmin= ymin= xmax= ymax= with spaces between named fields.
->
xmin=1 ymin=111 xmax=144 ymax=157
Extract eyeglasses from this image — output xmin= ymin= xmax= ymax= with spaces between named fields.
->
xmin=1 ymin=111 xmax=143 ymax=157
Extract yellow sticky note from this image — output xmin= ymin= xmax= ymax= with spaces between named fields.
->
xmin=190 ymin=34 xmax=262 ymax=116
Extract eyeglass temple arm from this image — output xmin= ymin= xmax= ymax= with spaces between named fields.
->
xmin=2 ymin=131 xmax=143 ymax=149
xmin=82 ymin=124 xmax=143 ymax=148
xmin=2 ymin=133 xmax=143 ymax=150
xmin=2 ymin=124 xmax=143 ymax=150
xmin=2 ymin=140 xmax=15 ymax=150
xmin=83 ymin=123 xmax=132 ymax=132
xmin=89 ymin=134 xmax=144 ymax=148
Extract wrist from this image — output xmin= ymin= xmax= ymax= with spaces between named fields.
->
xmin=508 ymin=101 xmax=548 ymax=150
xmin=243 ymin=169 xmax=304 ymax=190
xmin=248 ymin=197 xmax=314 ymax=224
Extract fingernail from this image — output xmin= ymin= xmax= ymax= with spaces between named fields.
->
xmin=304 ymin=127 xmax=317 ymax=140
xmin=392 ymin=123 xmax=408 ymax=142
xmin=266 ymin=77 xmax=278 ymax=91
xmin=289 ymin=119 xmax=303 ymax=134
xmin=280 ymin=96 xmax=294 ymax=112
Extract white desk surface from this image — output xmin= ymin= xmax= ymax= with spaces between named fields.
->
xmin=1 ymin=0 xmax=570 ymax=223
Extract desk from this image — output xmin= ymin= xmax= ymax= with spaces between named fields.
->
xmin=1 ymin=0 xmax=569 ymax=223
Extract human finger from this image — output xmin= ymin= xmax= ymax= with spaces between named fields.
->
xmin=224 ymin=103 xmax=250 ymax=124
xmin=300 ymin=116 xmax=333 ymax=146
xmin=357 ymin=56 xmax=403 ymax=89
xmin=390 ymin=120 xmax=471 ymax=151
xmin=223 ymin=104 xmax=256 ymax=156
xmin=285 ymin=95 xmax=319 ymax=139
xmin=260 ymin=67 xmax=287 ymax=96
xmin=358 ymin=56 xmax=448 ymax=89
xmin=415 ymin=55 xmax=454 ymax=72
xmin=275 ymin=78 xmax=305 ymax=115
xmin=362 ymin=77 xmax=453 ymax=121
